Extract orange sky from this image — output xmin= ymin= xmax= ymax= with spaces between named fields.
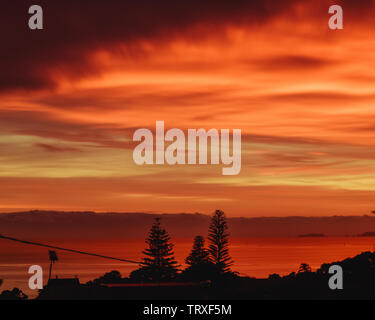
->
xmin=1 ymin=0 xmax=375 ymax=216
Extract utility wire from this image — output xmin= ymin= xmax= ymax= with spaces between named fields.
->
xmin=0 ymin=234 xmax=141 ymax=264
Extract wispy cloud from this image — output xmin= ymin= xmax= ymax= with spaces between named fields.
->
xmin=1 ymin=0 xmax=375 ymax=215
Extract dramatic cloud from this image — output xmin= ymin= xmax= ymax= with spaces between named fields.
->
xmin=1 ymin=0 xmax=375 ymax=215
xmin=1 ymin=0 xmax=374 ymax=92
xmin=0 ymin=0 xmax=306 ymax=91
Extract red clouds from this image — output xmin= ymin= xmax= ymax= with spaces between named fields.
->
xmin=1 ymin=1 xmax=375 ymax=215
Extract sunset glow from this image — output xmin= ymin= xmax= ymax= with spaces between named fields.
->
xmin=1 ymin=0 xmax=375 ymax=216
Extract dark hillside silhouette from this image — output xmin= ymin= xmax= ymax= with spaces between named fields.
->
xmin=31 ymin=250 xmax=375 ymax=299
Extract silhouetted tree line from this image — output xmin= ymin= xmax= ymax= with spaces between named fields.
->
xmin=0 ymin=288 xmax=28 ymax=300
xmin=0 ymin=277 xmax=28 ymax=301
xmin=129 ymin=209 xmax=236 ymax=282
xmin=7 ymin=209 xmax=375 ymax=299
xmin=80 ymin=213 xmax=375 ymax=299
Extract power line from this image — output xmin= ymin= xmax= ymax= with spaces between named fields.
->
xmin=0 ymin=234 xmax=141 ymax=264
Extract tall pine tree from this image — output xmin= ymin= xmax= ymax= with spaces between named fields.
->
xmin=131 ymin=218 xmax=179 ymax=281
xmin=185 ymin=236 xmax=209 ymax=266
xmin=208 ymin=210 xmax=233 ymax=273
xmin=182 ymin=235 xmax=217 ymax=281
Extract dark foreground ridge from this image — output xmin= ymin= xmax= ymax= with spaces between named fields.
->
xmin=2 ymin=210 xmax=375 ymax=300
xmin=22 ymin=251 xmax=375 ymax=300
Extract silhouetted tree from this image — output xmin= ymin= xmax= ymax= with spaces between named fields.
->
xmin=0 ymin=288 xmax=28 ymax=300
xmin=92 ymin=270 xmax=122 ymax=285
xmin=298 ymin=263 xmax=312 ymax=273
xmin=181 ymin=235 xmax=218 ymax=281
xmin=130 ymin=218 xmax=179 ymax=281
xmin=48 ymin=250 xmax=58 ymax=280
xmin=186 ymin=236 xmax=209 ymax=266
xmin=208 ymin=210 xmax=233 ymax=273
xmin=268 ymin=273 xmax=281 ymax=280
